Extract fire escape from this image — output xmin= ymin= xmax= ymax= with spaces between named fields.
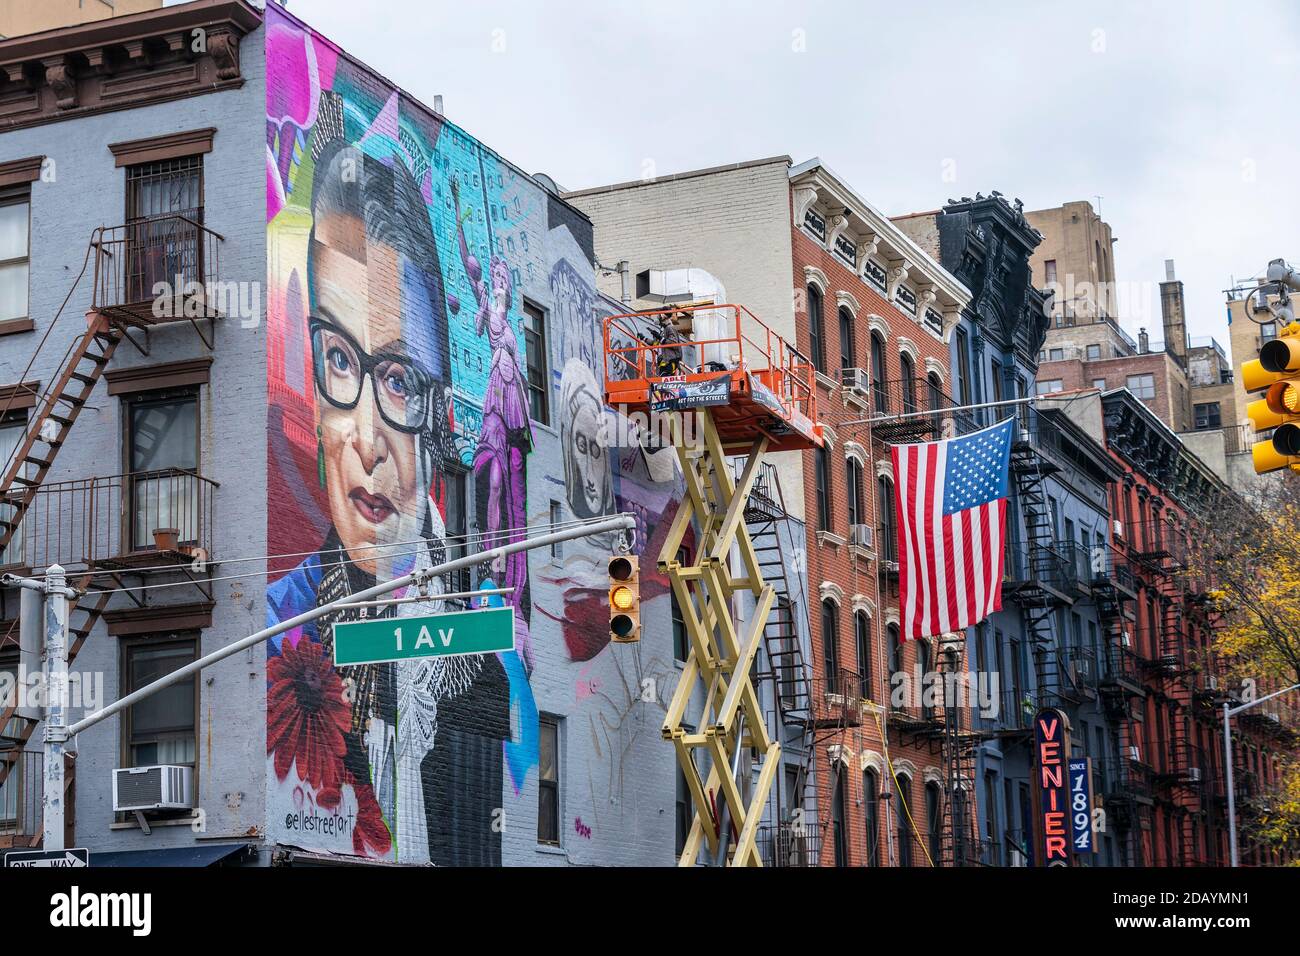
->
xmin=873 ymin=377 xmax=981 ymax=866
xmin=1093 ymin=518 xmax=1149 ymax=867
xmin=0 ymin=214 xmax=222 ymax=851
xmin=741 ymin=459 xmax=821 ymax=867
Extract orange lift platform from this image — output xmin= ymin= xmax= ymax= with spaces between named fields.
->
xmin=602 ymin=303 xmax=822 ymax=866
xmin=602 ymin=303 xmax=824 ymax=454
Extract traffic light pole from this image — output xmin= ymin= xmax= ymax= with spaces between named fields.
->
xmin=1222 ymin=682 xmax=1300 ymax=867
xmin=7 ymin=514 xmax=633 ymax=852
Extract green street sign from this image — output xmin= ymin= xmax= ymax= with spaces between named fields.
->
xmin=332 ymin=606 xmax=515 ymax=666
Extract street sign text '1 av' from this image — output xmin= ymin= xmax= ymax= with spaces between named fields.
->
xmin=332 ymin=606 xmax=515 ymax=666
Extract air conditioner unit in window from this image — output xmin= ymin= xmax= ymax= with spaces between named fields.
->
xmin=1207 ymin=674 xmax=1218 ymax=691
xmin=1113 ymin=519 xmax=1124 ymax=537
xmin=1127 ymin=745 xmax=1141 ymax=762
xmin=1187 ymin=767 xmax=1202 ymax=783
xmin=849 ymin=524 xmax=874 ymax=550
xmin=1122 ymin=629 xmax=1133 ymax=647
xmin=842 ymin=367 xmax=870 ymax=397
xmin=112 ymin=765 xmax=193 ymax=812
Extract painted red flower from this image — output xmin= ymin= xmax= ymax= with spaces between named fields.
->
xmin=351 ymin=779 xmax=393 ymax=857
xmin=267 ymin=637 xmax=350 ymax=802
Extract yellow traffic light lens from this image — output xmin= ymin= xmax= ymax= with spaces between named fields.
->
xmin=612 ymin=585 xmax=635 ymax=610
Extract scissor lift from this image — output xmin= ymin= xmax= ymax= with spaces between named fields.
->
xmin=604 ymin=304 xmax=823 ymax=866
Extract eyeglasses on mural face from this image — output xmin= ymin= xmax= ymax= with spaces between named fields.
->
xmin=309 ymin=317 xmax=436 ymax=434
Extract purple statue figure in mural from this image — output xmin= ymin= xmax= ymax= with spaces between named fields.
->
xmin=452 ymin=174 xmax=534 ymax=672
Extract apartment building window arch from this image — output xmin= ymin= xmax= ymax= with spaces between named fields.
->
xmin=845 ymin=456 xmax=864 ymax=528
xmin=896 ymin=773 xmax=914 ymax=867
xmin=878 ymin=474 xmax=897 ymax=563
xmin=821 ymin=597 xmax=841 ymax=689
xmin=831 ymin=765 xmax=848 ymax=867
xmin=838 ymin=305 xmax=856 ymax=376
xmin=807 ymin=283 xmax=826 ymax=375
xmin=864 ymin=767 xmax=881 ymax=866
xmin=854 ymin=609 xmax=872 ymax=700
xmin=888 ymin=622 xmax=903 ymax=684
xmin=899 ymin=351 xmax=917 ymax=412
xmin=866 ymin=331 xmax=890 ymax=415
xmin=927 ymin=371 xmax=944 ymax=412
xmin=815 ymin=444 xmax=832 ymax=531
xmin=926 ymin=779 xmax=943 ymax=865
xmin=918 ymin=638 xmax=933 ymax=719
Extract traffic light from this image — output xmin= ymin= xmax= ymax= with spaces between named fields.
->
xmin=1243 ymin=321 xmax=1300 ymax=474
xmin=608 ymin=554 xmax=641 ymax=643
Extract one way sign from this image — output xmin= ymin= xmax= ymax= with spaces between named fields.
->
xmin=5 ymin=848 xmax=90 ymax=868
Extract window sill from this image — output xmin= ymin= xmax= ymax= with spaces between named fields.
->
xmin=815 ymin=371 xmax=838 ymax=393
xmin=849 ymin=544 xmax=874 ymax=564
xmin=0 ymin=317 xmax=33 ymax=336
xmin=111 ymin=815 xmax=196 ymax=831
xmin=843 ymin=390 xmax=870 ymax=412
xmin=816 ymin=531 xmax=846 ymax=549
xmin=536 ymin=843 xmax=566 ymax=856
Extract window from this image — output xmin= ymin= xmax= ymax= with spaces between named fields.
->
xmin=897 ymin=774 xmax=913 ymax=867
xmin=926 ymin=781 xmax=943 ymax=865
xmin=855 ymin=610 xmax=872 ymax=699
xmin=122 ymin=637 xmax=197 ymax=768
xmin=1048 ymin=348 xmax=1064 ymax=361
xmin=1044 ymin=260 xmax=1057 ymax=285
xmin=900 ymin=352 xmax=916 ymax=412
xmin=990 ymin=359 xmax=1004 ymax=408
xmin=927 ymin=371 xmax=944 ymax=413
xmin=1127 ymin=374 xmax=1155 ymax=400
xmin=878 ymin=476 xmax=896 ymax=562
xmin=918 ymin=639 xmax=933 ymax=719
xmin=984 ymin=772 xmax=999 ymax=863
xmin=126 ymin=391 xmax=198 ymax=552
xmin=0 ymin=187 xmax=30 ymax=323
xmin=807 ymin=285 xmax=825 ymax=374
xmin=831 ymin=768 xmax=848 ymax=867
xmin=845 ymin=457 xmax=864 ymax=527
xmin=870 ymin=332 xmax=888 ymax=413
xmin=1091 ymin=378 xmax=1106 ymax=390
xmin=838 ymin=306 xmax=855 ymax=374
xmin=954 ymin=327 xmax=972 ymax=405
xmin=821 ymin=599 xmax=840 ymax=687
xmin=1194 ymin=402 xmax=1221 ymax=430
xmin=864 ymin=769 xmax=881 ymax=866
xmin=671 ymin=546 xmax=690 ymax=662
xmin=125 ymin=156 xmax=203 ymax=303
xmin=815 ymin=446 xmax=832 ymax=531
xmin=1086 ymin=344 xmax=1101 ymax=361
xmin=538 ymin=714 xmax=561 ymax=844
xmin=888 ymin=623 xmax=902 ymax=682
xmin=522 ymin=301 xmax=550 ymax=425
xmin=1036 ymin=379 xmax=1063 ymax=395
xmin=549 ymin=501 xmax=563 ymax=559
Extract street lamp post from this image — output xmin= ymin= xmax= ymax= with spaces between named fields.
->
xmin=1223 ymin=681 xmax=1300 ymax=867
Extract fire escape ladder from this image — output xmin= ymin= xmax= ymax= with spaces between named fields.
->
xmin=741 ymin=458 xmax=819 ymax=865
xmin=1009 ymin=439 xmax=1065 ymax=709
xmin=0 ymin=317 xmax=125 ymax=557
xmin=939 ymin=643 xmax=978 ymax=866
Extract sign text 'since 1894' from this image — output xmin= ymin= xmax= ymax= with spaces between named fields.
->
xmin=332 ymin=606 xmax=515 ymax=666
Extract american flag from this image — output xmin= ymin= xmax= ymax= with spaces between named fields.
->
xmin=891 ymin=418 xmax=1014 ymax=640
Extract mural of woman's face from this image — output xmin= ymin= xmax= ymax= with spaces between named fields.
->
xmin=311 ymin=211 xmax=426 ymax=575
xmin=570 ymin=399 xmax=607 ymax=518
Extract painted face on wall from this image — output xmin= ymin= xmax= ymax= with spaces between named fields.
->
xmin=570 ymin=398 xmax=607 ymax=518
xmin=310 ymin=210 xmax=433 ymax=575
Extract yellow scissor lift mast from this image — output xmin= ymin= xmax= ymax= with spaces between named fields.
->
xmin=603 ymin=304 xmax=824 ymax=866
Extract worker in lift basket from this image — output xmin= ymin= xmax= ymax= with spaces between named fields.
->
xmin=649 ymin=311 xmax=688 ymax=377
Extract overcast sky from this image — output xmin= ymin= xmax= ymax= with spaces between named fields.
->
xmin=267 ymin=0 xmax=1299 ymax=346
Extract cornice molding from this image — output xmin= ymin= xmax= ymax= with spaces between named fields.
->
xmin=0 ymin=154 xmax=44 ymax=188
xmin=109 ymin=127 xmax=215 ymax=167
